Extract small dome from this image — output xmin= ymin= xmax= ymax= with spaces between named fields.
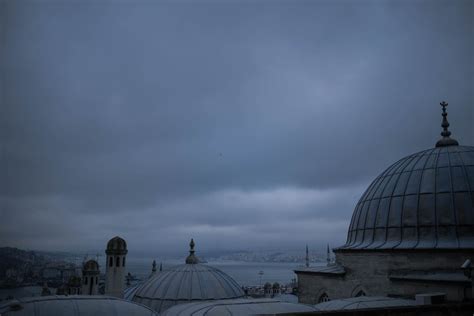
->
xmin=130 ymin=240 xmax=244 ymax=313
xmin=106 ymin=236 xmax=128 ymax=254
xmin=131 ymin=264 xmax=245 ymax=313
xmin=83 ymin=259 xmax=99 ymax=272
xmin=341 ymin=145 xmax=474 ymax=250
xmin=0 ymin=295 xmax=157 ymax=316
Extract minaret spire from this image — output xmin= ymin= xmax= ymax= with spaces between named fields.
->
xmin=327 ymin=244 xmax=331 ymax=265
xmin=435 ymin=101 xmax=459 ymax=147
xmin=305 ymin=245 xmax=309 ymax=268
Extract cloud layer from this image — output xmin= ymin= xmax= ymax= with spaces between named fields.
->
xmin=1 ymin=0 xmax=473 ymax=255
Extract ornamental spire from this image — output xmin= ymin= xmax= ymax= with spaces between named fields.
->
xmin=185 ymin=238 xmax=199 ymax=264
xmin=435 ymin=101 xmax=459 ymax=147
xmin=152 ymin=260 xmax=157 ymax=273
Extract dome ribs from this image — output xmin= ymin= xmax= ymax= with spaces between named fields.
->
xmin=413 ymin=148 xmax=438 ymax=249
xmin=132 ymin=264 xmax=244 ymax=314
xmin=446 ymin=147 xmax=461 ymax=248
xmin=338 ymin=146 xmax=474 ymax=252
xmin=365 ymin=156 xmax=416 ymax=249
xmin=456 ymin=149 xmax=474 ymax=248
xmin=394 ymin=153 xmax=426 ymax=250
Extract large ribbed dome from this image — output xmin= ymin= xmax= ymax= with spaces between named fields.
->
xmin=341 ymin=145 xmax=474 ymax=250
xmin=131 ymin=240 xmax=245 ymax=313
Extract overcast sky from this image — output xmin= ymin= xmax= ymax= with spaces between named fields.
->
xmin=1 ymin=0 xmax=473 ymax=257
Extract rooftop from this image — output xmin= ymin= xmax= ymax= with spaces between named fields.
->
xmin=161 ymin=298 xmax=317 ymax=315
xmin=0 ymin=295 xmax=157 ymax=316
xmin=294 ymin=264 xmax=346 ymax=276
xmin=314 ymin=296 xmax=417 ymax=311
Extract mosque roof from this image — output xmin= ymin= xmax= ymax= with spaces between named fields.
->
xmin=339 ymin=102 xmax=474 ymax=251
xmin=124 ymin=282 xmax=143 ymax=301
xmin=161 ymin=298 xmax=317 ymax=316
xmin=0 ymin=295 xmax=157 ymax=316
xmin=314 ymin=296 xmax=417 ymax=311
xmin=294 ymin=263 xmax=346 ymax=275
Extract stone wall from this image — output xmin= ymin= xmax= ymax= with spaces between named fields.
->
xmin=297 ymin=250 xmax=472 ymax=304
xmin=297 ymin=273 xmax=346 ymax=305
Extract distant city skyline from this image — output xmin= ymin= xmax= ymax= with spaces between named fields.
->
xmin=1 ymin=0 xmax=473 ymax=255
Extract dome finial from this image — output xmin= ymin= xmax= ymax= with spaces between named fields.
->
xmin=185 ymin=238 xmax=199 ymax=264
xmin=436 ymin=101 xmax=459 ymax=147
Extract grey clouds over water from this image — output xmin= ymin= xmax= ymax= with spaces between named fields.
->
xmin=1 ymin=0 xmax=473 ymax=256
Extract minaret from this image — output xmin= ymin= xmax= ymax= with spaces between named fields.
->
xmin=105 ymin=236 xmax=128 ymax=298
xmin=149 ymin=260 xmax=157 ymax=278
xmin=159 ymin=262 xmax=163 ymax=272
xmin=82 ymin=259 xmax=100 ymax=295
xmin=305 ymin=245 xmax=309 ymax=268
xmin=435 ymin=101 xmax=459 ymax=147
xmin=326 ymin=244 xmax=331 ymax=265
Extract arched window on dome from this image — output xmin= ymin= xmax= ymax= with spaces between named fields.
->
xmin=116 ymin=257 xmax=120 ymax=267
xmin=351 ymin=285 xmax=368 ymax=298
xmin=109 ymin=257 xmax=113 ymax=267
xmin=318 ymin=293 xmax=330 ymax=303
xmin=355 ymin=290 xmax=366 ymax=297
xmin=123 ymin=257 xmax=126 ymax=267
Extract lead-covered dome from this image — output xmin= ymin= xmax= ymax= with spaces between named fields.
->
xmin=342 ymin=145 xmax=474 ymax=250
xmin=341 ymin=102 xmax=474 ymax=250
xmin=131 ymin=240 xmax=245 ymax=313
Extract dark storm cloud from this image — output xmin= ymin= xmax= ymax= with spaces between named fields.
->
xmin=1 ymin=0 xmax=473 ymax=254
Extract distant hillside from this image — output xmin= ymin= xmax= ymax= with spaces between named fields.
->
xmin=0 ymin=247 xmax=46 ymax=279
xmin=207 ymin=249 xmax=327 ymax=263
